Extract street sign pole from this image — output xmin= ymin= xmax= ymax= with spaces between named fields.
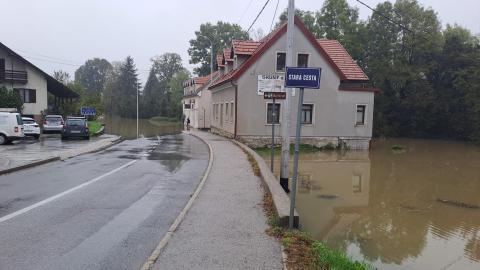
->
xmin=271 ymin=98 xmax=276 ymax=172
xmin=284 ymin=66 xmax=321 ymax=229
xmin=289 ymin=87 xmax=304 ymax=229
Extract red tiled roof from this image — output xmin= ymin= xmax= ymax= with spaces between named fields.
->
xmin=209 ymin=16 xmax=371 ymax=90
xmin=317 ymin=39 xmax=369 ymax=81
xmin=223 ymin=48 xmax=233 ymax=62
xmin=232 ymin=40 xmax=261 ymax=56
xmin=194 ymin=76 xmax=209 ymax=85
xmin=216 ymin=54 xmax=224 ymax=67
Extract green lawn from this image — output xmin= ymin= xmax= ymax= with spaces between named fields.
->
xmin=87 ymin=120 xmax=103 ymax=136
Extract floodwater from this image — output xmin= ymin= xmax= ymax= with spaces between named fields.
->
xmin=260 ymin=138 xmax=480 ymax=270
xmin=102 ymin=116 xmax=182 ymax=139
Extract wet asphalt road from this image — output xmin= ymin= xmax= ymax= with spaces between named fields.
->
xmin=0 ymin=134 xmax=209 ymax=270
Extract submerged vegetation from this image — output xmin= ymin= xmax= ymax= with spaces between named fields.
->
xmin=254 ymin=143 xmax=339 ymax=156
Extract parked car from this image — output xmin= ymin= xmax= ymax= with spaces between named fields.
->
xmin=43 ymin=115 xmax=64 ymax=133
xmin=61 ymin=117 xmax=89 ymax=140
xmin=0 ymin=112 xmax=24 ymax=145
xmin=22 ymin=117 xmax=41 ymax=139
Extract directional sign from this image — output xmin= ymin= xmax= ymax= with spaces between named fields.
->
xmin=264 ymin=91 xmax=286 ymax=100
xmin=285 ymin=67 xmax=321 ymax=89
xmin=80 ymin=107 xmax=96 ymax=116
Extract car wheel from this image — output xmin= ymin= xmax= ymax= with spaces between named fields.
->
xmin=85 ymin=136 xmax=90 ymax=140
xmin=0 ymin=134 xmax=6 ymax=145
xmin=33 ymin=134 xmax=40 ymax=139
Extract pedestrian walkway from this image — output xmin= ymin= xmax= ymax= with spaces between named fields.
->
xmin=152 ymin=131 xmax=283 ymax=270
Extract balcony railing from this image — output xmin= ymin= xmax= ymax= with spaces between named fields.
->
xmin=2 ymin=69 xmax=28 ymax=84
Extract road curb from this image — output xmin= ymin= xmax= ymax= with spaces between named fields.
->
xmin=232 ymin=140 xmax=299 ymax=228
xmin=0 ymin=157 xmax=60 ymax=176
xmin=140 ymin=131 xmax=214 ymax=270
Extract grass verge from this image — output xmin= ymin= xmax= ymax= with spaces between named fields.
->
xmin=150 ymin=116 xmax=180 ymax=123
xmin=87 ymin=120 xmax=102 ymax=136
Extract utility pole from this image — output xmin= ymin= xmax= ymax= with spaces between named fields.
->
xmin=210 ymin=42 xmax=213 ymax=82
xmin=136 ymin=83 xmax=139 ymax=139
xmin=280 ymin=0 xmax=295 ymax=192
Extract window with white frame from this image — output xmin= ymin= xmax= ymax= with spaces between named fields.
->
xmin=297 ymin=53 xmax=309 ymax=68
xmin=356 ymin=105 xmax=366 ymax=126
xmin=301 ymin=104 xmax=313 ymax=124
xmin=276 ymin=52 xmax=286 ymax=72
xmin=267 ymin=103 xmax=281 ymax=124
xmin=230 ymin=102 xmax=234 ymax=120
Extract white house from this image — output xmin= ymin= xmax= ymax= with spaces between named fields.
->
xmin=0 ymin=42 xmax=78 ymax=122
xmin=208 ymin=17 xmax=379 ymax=150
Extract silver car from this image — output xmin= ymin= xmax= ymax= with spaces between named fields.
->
xmin=43 ymin=115 xmax=64 ymax=134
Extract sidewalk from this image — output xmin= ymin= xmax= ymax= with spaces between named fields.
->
xmin=152 ymin=131 xmax=283 ymax=270
xmin=0 ymin=134 xmax=120 ymax=174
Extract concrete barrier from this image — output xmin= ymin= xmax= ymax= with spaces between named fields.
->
xmin=233 ymin=140 xmax=299 ymax=228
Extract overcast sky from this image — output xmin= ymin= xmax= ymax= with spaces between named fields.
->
xmin=1 ymin=0 xmax=478 ymax=85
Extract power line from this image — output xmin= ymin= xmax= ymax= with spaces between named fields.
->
xmin=237 ymin=0 xmax=255 ymax=24
xmin=247 ymin=0 xmax=271 ymax=32
xmin=15 ymin=49 xmax=82 ymax=65
xmin=270 ymin=0 xmax=280 ymax=32
xmin=355 ymin=0 xmax=432 ymax=41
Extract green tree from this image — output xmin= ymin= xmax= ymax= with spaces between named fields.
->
xmin=74 ymin=58 xmax=112 ymax=94
xmin=116 ymin=56 xmax=140 ymax=118
xmin=188 ymin=21 xmax=249 ymax=76
xmin=53 ymin=70 xmax=71 ymax=85
xmin=0 ymin=87 xmax=23 ymax=112
xmin=143 ymin=53 xmax=186 ymax=118
xmin=168 ymin=70 xmax=190 ymax=119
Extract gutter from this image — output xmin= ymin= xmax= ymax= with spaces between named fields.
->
xmin=232 ymin=81 xmax=238 ymax=139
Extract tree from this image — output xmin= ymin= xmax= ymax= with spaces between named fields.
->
xmin=53 ymin=70 xmax=71 ymax=85
xmin=74 ymin=58 xmax=112 ymax=94
xmin=142 ymin=53 xmax=186 ymax=118
xmin=277 ymin=9 xmax=318 ymax=35
xmin=117 ymin=56 xmax=140 ymax=118
xmin=168 ymin=70 xmax=190 ymax=119
xmin=188 ymin=21 xmax=249 ymax=76
xmin=0 ymin=87 xmax=23 ymax=112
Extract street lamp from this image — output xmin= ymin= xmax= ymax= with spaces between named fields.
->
xmin=136 ymin=83 xmax=139 ymax=139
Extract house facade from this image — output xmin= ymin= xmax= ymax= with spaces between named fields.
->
xmin=182 ymin=71 xmax=219 ymax=129
xmin=208 ymin=17 xmax=378 ymax=150
xmin=0 ymin=42 xmax=78 ymax=122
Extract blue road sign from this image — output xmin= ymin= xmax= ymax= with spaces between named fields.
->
xmin=284 ymin=67 xmax=321 ymax=89
xmin=80 ymin=107 xmax=96 ymax=116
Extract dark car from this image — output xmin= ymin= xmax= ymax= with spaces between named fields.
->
xmin=61 ymin=117 xmax=89 ymax=140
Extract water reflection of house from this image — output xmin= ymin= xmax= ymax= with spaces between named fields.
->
xmin=294 ymin=151 xmax=371 ymax=240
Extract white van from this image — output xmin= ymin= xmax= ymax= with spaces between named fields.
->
xmin=0 ymin=112 xmax=24 ymax=145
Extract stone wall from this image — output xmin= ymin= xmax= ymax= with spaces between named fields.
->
xmin=236 ymin=135 xmax=371 ymax=150
xmin=210 ymin=126 xmax=234 ymax=139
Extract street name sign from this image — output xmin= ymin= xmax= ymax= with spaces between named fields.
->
xmin=263 ymin=91 xmax=286 ymax=100
xmin=285 ymin=67 xmax=321 ymax=89
xmin=80 ymin=107 xmax=96 ymax=116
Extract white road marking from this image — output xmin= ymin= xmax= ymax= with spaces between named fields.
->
xmin=0 ymin=160 xmax=137 ymax=224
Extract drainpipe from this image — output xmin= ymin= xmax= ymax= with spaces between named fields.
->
xmin=232 ymin=81 xmax=238 ymax=139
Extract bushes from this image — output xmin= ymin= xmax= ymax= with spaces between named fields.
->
xmin=0 ymin=87 xmax=23 ymax=112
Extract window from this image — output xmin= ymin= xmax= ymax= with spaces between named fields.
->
xmin=267 ymin=103 xmax=281 ymax=124
xmin=15 ymin=89 xmax=36 ymax=103
xmin=230 ymin=102 xmax=234 ymax=120
xmin=356 ymin=105 xmax=366 ymax=126
xmin=184 ymin=103 xmax=191 ymax=109
xmin=301 ymin=104 xmax=313 ymax=124
xmin=297 ymin=53 xmax=309 ymax=68
xmin=220 ymin=104 xmax=223 ymax=126
xmin=225 ymin=103 xmax=229 ymax=121
xmin=276 ymin=52 xmax=286 ymax=72
xmin=352 ymin=175 xmax=362 ymax=193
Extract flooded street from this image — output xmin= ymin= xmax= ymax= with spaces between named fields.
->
xmin=260 ymin=138 xmax=480 ymax=270
xmin=103 ymin=116 xmax=182 ymax=139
